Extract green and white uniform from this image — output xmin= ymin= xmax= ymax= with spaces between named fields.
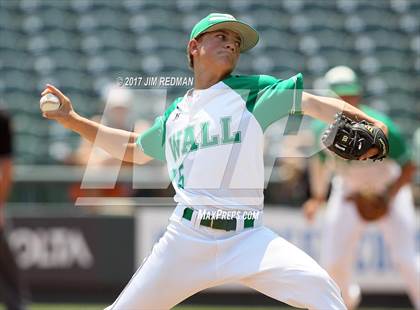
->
xmin=105 ymin=74 xmax=346 ymax=310
xmin=138 ymin=73 xmax=303 ymax=210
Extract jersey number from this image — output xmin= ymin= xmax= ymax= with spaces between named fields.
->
xmin=178 ymin=164 xmax=184 ymax=189
xmin=171 ymin=164 xmax=184 ymax=189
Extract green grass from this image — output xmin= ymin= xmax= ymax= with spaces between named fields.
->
xmin=176 ymin=307 xmax=411 ymax=310
xmin=2 ymin=305 xmax=284 ymax=310
xmin=29 ymin=306 xmax=285 ymax=310
xmin=0 ymin=304 xmax=412 ymax=310
xmin=0 ymin=306 xmax=296 ymax=310
xmin=24 ymin=306 xmax=106 ymax=310
xmin=177 ymin=307 xmax=290 ymax=310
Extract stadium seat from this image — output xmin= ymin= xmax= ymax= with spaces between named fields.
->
xmin=0 ymin=1 xmax=417 ymax=164
xmin=0 ymin=30 xmax=27 ymax=50
xmin=354 ymin=35 xmax=376 ymax=54
xmin=87 ymin=7 xmax=128 ymax=31
xmin=2 ymin=91 xmax=37 ymax=116
xmin=259 ymin=30 xmax=299 ymax=52
xmin=358 ymin=7 xmax=398 ymax=32
xmin=91 ymin=28 xmax=135 ymax=50
xmin=321 ymin=50 xmax=358 ymax=69
xmin=137 ymin=30 xmax=187 ymax=52
xmin=52 ymin=70 xmax=93 ymax=93
xmin=309 ymin=29 xmax=354 ymax=51
xmin=3 ymin=69 xmax=36 ymax=93
xmin=1 ymin=50 xmax=32 ymax=71
xmin=228 ymin=0 xmax=257 ymax=12
xmin=281 ymin=0 xmax=304 ymax=14
xmin=43 ymin=49 xmax=84 ymax=71
xmin=306 ymin=55 xmax=329 ymax=74
xmin=158 ymin=50 xmax=191 ymax=72
xmin=304 ymin=8 xmax=343 ymax=31
xmin=380 ymin=70 xmax=416 ymax=94
xmin=140 ymin=54 xmax=164 ymax=74
xmin=376 ymin=50 xmax=413 ymax=72
xmin=366 ymin=29 xmax=410 ymax=51
xmin=390 ymin=0 xmax=412 ymax=13
xmin=0 ymin=10 xmax=22 ymax=32
xmin=263 ymin=49 xmax=304 ymax=72
xmin=36 ymin=8 xmax=75 ymax=32
xmin=70 ymin=0 xmax=94 ymax=13
xmin=245 ymin=9 xmax=283 ymax=30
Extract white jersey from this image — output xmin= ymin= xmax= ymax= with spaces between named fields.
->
xmin=137 ymin=73 xmax=303 ymax=211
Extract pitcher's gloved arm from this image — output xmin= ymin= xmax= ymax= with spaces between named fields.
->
xmin=301 ymin=92 xmax=388 ymax=135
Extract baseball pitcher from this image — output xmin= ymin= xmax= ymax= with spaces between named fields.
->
xmin=40 ymin=14 xmax=390 ymax=310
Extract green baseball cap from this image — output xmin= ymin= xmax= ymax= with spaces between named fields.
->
xmin=324 ymin=66 xmax=361 ymax=96
xmin=190 ymin=13 xmax=259 ymax=52
xmin=329 ymin=84 xmax=361 ymax=96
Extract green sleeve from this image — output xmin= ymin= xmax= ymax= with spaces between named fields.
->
xmin=387 ymin=122 xmax=411 ymax=165
xmin=136 ymin=97 xmax=181 ymax=161
xmin=361 ymin=106 xmax=411 ymax=166
xmin=223 ymin=73 xmax=304 ymax=132
xmin=251 ymin=73 xmax=303 ymax=132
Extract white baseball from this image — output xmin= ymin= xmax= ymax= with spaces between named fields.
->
xmin=40 ymin=93 xmax=61 ymax=112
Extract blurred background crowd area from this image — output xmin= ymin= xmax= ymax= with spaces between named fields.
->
xmin=0 ymin=0 xmax=419 ymax=206
xmin=0 ymin=1 xmax=419 ymax=308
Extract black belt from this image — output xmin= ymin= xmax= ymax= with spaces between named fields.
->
xmin=182 ymin=207 xmax=255 ymax=231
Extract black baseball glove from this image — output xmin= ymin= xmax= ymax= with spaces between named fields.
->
xmin=321 ymin=113 xmax=389 ymax=161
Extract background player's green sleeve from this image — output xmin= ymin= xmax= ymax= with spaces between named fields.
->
xmin=361 ymin=105 xmax=411 ymax=166
xmin=136 ymin=98 xmax=181 ymax=161
xmin=387 ymin=123 xmax=411 ymax=166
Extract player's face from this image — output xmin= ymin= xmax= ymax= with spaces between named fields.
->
xmin=339 ymin=95 xmax=361 ymax=107
xmin=194 ymin=29 xmax=241 ymax=74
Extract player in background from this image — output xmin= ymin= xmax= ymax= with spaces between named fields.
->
xmin=303 ymin=66 xmax=419 ymax=310
xmin=64 ymin=86 xmax=145 ymax=207
xmin=0 ymin=107 xmax=28 ymax=310
xmin=40 ymin=13 xmax=389 ymax=310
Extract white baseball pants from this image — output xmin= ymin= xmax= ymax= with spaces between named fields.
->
xmin=321 ymin=185 xmax=420 ymax=310
xmin=105 ymin=205 xmax=346 ymax=310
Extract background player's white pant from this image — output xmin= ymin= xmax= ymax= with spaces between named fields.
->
xmin=321 ymin=185 xmax=420 ymax=310
xmin=105 ymin=206 xmax=345 ymax=310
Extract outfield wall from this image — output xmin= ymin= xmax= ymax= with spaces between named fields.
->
xmin=5 ymin=205 xmax=419 ymax=298
xmin=136 ymin=206 xmax=420 ymax=293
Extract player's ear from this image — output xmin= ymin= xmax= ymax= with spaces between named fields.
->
xmin=189 ymin=39 xmax=199 ymax=57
